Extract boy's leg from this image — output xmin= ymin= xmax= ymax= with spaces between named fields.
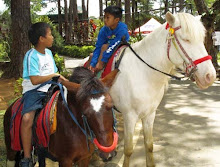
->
xmin=21 ymin=110 xmax=36 ymax=158
xmin=98 ymin=44 xmax=109 ymax=62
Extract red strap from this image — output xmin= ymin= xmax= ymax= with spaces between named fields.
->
xmin=166 ymin=23 xmax=169 ymax=29
xmin=193 ymin=55 xmax=212 ymax=65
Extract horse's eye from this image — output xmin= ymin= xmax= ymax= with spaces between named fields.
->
xmin=184 ymin=39 xmax=190 ymax=43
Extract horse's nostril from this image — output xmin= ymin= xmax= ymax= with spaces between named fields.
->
xmin=205 ymin=73 xmax=216 ymax=84
xmin=205 ymin=73 xmax=211 ymax=83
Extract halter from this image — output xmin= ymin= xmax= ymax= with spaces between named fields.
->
xmin=166 ymin=23 xmax=212 ymax=80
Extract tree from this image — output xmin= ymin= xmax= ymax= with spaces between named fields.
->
xmin=194 ymin=0 xmax=220 ymax=66
xmin=99 ymin=0 xmax=103 ymax=17
xmin=2 ymin=0 xmax=31 ymax=78
xmin=58 ymin=0 xmax=62 ymax=36
xmin=64 ymin=0 xmax=69 ymax=43
xmin=125 ymin=0 xmax=131 ymax=26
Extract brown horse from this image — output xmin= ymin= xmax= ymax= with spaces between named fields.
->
xmin=4 ymin=67 xmax=119 ymax=167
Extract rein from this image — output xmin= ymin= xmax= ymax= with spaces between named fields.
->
xmin=122 ymin=41 xmax=183 ymax=80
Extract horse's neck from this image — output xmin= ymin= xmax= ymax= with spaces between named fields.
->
xmin=124 ymin=26 xmax=173 ymax=87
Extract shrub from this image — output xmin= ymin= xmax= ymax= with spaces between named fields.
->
xmin=53 ymin=53 xmax=70 ymax=78
xmin=59 ymin=45 xmax=95 ymax=58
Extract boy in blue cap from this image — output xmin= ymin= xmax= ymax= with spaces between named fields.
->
xmin=88 ymin=5 xmax=129 ymax=73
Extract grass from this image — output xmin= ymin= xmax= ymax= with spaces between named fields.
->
xmin=0 ymin=110 xmax=6 ymax=167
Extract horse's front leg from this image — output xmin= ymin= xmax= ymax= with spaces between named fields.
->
xmin=58 ymin=158 xmax=73 ymax=167
xmin=123 ymin=113 xmax=138 ymax=167
xmin=141 ymin=111 xmax=156 ymax=167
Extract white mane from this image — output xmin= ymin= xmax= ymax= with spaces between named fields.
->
xmin=177 ymin=13 xmax=206 ymax=43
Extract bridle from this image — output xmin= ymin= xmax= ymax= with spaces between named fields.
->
xmin=165 ymin=23 xmax=212 ymax=80
xmin=36 ymin=80 xmax=118 ymax=153
xmin=119 ymin=23 xmax=212 ymax=81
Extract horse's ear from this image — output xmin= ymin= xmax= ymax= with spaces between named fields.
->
xmin=101 ymin=69 xmax=119 ymax=87
xmin=61 ymin=81 xmax=80 ymax=92
xmin=165 ymin=12 xmax=175 ymax=26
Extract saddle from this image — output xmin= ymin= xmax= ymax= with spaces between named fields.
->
xmin=84 ymin=43 xmax=128 ymax=78
xmin=10 ymin=89 xmax=60 ymax=151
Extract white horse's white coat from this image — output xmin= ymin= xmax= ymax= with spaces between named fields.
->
xmin=110 ymin=12 xmax=216 ymax=167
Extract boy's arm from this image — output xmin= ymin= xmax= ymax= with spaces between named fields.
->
xmin=30 ymin=73 xmax=68 ymax=85
xmin=101 ymin=29 xmax=129 ymax=63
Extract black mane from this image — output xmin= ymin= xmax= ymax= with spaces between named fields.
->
xmin=70 ymin=66 xmax=106 ymax=103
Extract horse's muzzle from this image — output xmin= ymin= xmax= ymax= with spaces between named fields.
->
xmin=99 ymin=150 xmax=117 ymax=162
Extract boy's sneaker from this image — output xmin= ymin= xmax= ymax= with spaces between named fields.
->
xmin=20 ymin=158 xmax=33 ymax=167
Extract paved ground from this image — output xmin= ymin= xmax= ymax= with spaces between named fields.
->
xmin=41 ymin=57 xmax=220 ymax=166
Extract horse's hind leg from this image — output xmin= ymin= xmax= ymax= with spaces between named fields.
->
xmin=141 ymin=112 xmax=156 ymax=167
xmin=5 ymin=150 xmax=21 ymax=167
xmin=123 ymin=113 xmax=138 ymax=167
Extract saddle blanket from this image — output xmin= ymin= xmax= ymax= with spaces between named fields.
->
xmin=10 ymin=91 xmax=60 ymax=151
xmin=85 ymin=45 xmax=127 ymax=78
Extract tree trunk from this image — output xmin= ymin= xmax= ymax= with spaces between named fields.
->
xmin=64 ymin=0 xmax=69 ymax=43
xmin=87 ymin=0 xmax=89 ymax=18
xmin=82 ymin=0 xmax=87 ymax=20
xmin=179 ymin=0 xmax=185 ymax=12
xmin=194 ymin=0 xmax=220 ymax=67
xmin=99 ymin=0 xmax=103 ymax=18
xmin=68 ymin=0 xmax=74 ymax=43
xmin=58 ymin=0 xmax=62 ymax=36
xmin=111 ymin=0 xmax=114 ymax=5
xmin=164 ymin=0 xmax=169 ymax=14
xmin=125 ymin=0 xmax=131 ymax=26
xmin=117 ymin=0 xmax=122 ymax=7
xmin=106 ymin=0 xmax=108 ymax=8
xmin=2 ymin=0 xmax=31 ymax=79
xmin=132 ymin=0 xmax=136 ymax=30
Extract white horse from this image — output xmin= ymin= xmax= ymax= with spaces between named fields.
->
xmin=109 ymin=12 xmax=216 ymax=167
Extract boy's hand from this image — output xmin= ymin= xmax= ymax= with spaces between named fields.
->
xmin=89 ymin=65 xmax=95 ymax=73
xmin=95 ymin=61 xmax=105 ymax=73
xmin=58 ymin=75 xmax=69 ymax=83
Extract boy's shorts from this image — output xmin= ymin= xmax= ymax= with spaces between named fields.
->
xmin=22 ymin=90 xmax=47 ymax=115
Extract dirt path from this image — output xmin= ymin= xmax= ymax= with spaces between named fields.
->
xmin=0 ymin=78 xmax=16 ymax=110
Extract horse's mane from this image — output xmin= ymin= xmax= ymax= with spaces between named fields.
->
xmin=69 ymin=66 xmax=106 ymax=103
xmin=177 ymin=13 xmax=206 ymax=43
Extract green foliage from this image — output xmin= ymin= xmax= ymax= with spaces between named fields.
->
xmin=59 ymin=45 xmax=95 ymax=58
xmin=53 ymin=53 xmax=69 ymax=78
xmin=90 ymin=19 xmax=104 ymax=41
xmin=129 ymin=34 xmax=143 ymax=43
xmin=0 ymin=10 xmax=11 ymax=62
xmin=14 ymin=77 xmax=23 ymax=97
xmin=0 ymin=43 xmax=9 ymax=62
